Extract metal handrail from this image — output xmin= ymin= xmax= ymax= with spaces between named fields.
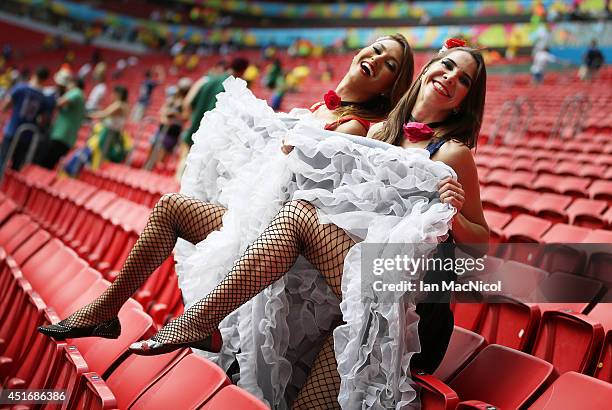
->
xmin=549 ymin=94 xmax=590 ymax=140
xmin=514 ymin=97 xmax=534 ymax=142
xmin=0 ymin=123 xmax=41 ymax=182
xmin=144 ymin=123 xmax=170 ymax=171
xmin=126 ymin=115 xmax=157 ymax=167
xmin=489 ymin=100 xmax=518 ymax=144
xmin=489 ymin=97 xmax=533 ymax=145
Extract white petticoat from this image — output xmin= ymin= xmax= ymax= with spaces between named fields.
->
xmin=177 ymin=77 xmax=456 ymax=409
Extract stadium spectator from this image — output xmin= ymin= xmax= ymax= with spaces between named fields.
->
xmin=530 ymin=46 xmax=559 ymax=83
xmin=263 ymin=58 xmax=282 ymax=89
xmin=131 ymin=66 xmax=164 ymax=121
xmin=579 ymin=39 xmax=605 ymax=81
xmin=89 ymin=85 xmax=130 ymax=163
xmin=148 ymin=77 xmax=192 ymax=167
xmin=0 ymin=66 xmax=53 ymax=171
xmin=176 ymin=57 xmax=249 ymax=176
xmin=85 ymin=73 xmax=107 ymax=112
xmin=39 ymin=74 xmax=85 ymax=169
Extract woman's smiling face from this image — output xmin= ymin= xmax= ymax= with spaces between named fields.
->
xmin=419 ymin=50 xmax=478 ymax=115
xmin=349 ymin=38 xmax=404 ymax=97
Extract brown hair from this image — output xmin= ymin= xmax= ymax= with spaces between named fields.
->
xmin=333 ymin=33 xmax=414 ymax=127
xmin=376 ymin=47 xmax=486 ymax=148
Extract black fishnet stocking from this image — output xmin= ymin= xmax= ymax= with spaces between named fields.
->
xmin=61 ymin=193 xmax=226 ymax=328
xmin=151 ymin=200 xmax=353 ymax=408
xmin=293 ymin=333 xmax=341 ymax=409
xmin=152 ymin=200 xmax=353 ymax=343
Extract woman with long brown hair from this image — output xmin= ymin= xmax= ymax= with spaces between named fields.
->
xmin=123 ymin=44 xmax=490 ymax=408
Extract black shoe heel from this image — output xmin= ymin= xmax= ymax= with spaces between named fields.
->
xmin=37 ymin=317 xmax=121 ymax=341
xmin=129 ymin=331 xmax=222 ymax=356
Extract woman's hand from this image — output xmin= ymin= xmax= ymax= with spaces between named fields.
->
xmin=438 ymin=177 xmax=465 ymax=212
xmin=281 ymin=141 xmax=294 ymax=155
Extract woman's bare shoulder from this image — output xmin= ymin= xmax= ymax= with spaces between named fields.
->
xmin=366 ymin=121 xmax=386 ymax=139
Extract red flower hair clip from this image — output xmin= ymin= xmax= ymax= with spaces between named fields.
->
xmin=323 ymin=90 xmax=342 ymax=110
xmin=403 ymin=122 xmax=434 ymax=143
xmin=439 ymin=38 xmax=467 ymax=54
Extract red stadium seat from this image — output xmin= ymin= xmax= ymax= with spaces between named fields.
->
xmin=528 ymin=371 xmax=612 ymax=409
xmin=511 ymin=157 xmax=536 ymax=172
xmin=533 ymin=158 xmax=558 ymax=174
xmin=478 ymin=296 xmax=541 ymax=351
xmin=433 ymin=326 xmax=486 ymax=382
xmin=588 ymin=295 xmax=612 ymax=332
xmin=589 ymin=179 xmax=612 ymax=202
xmin=106 ymin=350 xmax=187 ymax=409
xmin=534 ymin=272 xmax=602 ymax=311
xmin=531 ymin=310 xmax=605 ymax=374
xmin=566 ymin=198 xmax=608 ymax=228
xmin=529 ymin=192 xmax=573 ymax=224
xmin=583 ymin=244 xmax=612 ymax=286
xmin=73 ymin=306 xmax=155 ymax=377
xmin=479 ymin=186 xmax=510 ymax=211
xmin=594 ymin=331 xmax=612 ymax=383
xmin=129 ymin=353 xmax=231 ymax=410
xmin=0 ymin=214 xmax=35 ymax=250
xmin=540 ymin=223 xmax=592 ymax=243
xmin=485 ymin=169 xmax=536 ymax=189
xmin=483 ymin=210 xmax=511 ymax=244
xmin=19 ymin=239 xmax=89 ymax=302
xmin=492 ymin=261 xmax=549 ymax=299
xmin=583 ymin=229 xmax=612 ymax=243
xmin=532 ymin=174 xmax=591 ymax=197
xmin=501 ymin=214 xmax=552 ymax=243
xmin=72 ymin=373 xmax=118 ymax=410
xmin=0 ymin=288 xmax=46 ymax=383
xmin=42 ymin=345 xmax=89 ymax=408
xmin=200 ymin=385 xmax=269 ymax=410
xmin=0 ymin=198 xmax=18 ymax=226
xmin=536 ymin=244 xmax=586 ymax=275
xmin=501 ymin=188 xmax=540 ymax=216
xmin=415 ymin=344 xmax=554 ymax=410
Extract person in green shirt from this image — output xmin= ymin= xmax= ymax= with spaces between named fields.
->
xmin=40 ymin=75 xmax=85 ymax=169
xmin=175 ymin=57 xmax=249 ymax=178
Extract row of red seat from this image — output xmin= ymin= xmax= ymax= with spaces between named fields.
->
xmin=3 ymin=186 xmax=610 ymax=408
xmin=0 ymin=220 xmax=268 ymax=409
xmin=0 ymin=167 xmax=183 ymax=327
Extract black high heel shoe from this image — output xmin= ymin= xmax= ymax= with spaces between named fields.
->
xmin=37 ymin=317 xmax=121 ymax=341
xmin=129 ymin=330 xmax=223 ymax=356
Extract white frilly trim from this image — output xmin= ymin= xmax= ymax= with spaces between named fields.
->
xmin=177 ymin=77 xmax=456 ymax=409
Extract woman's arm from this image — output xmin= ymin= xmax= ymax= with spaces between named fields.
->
xmin=333 ymin=119 xmax=368 ymax=137
xmin=435 ymin=141 xmax=490 ymax=256
xmin=366 ymin=121 xmax=385 ymax=139
xmin=89 ymin=101 xmax=121 ymax=119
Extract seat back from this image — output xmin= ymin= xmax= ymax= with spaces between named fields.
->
xmin=433 ymin=326 xmax=486 ymax=382
xmin=449 ymin=344 xmax=554 ymax=409
xmin=71 ymin=373 xmax=117 ymax=410
xmin=106 ymin=350 xmax=186 ymax=409
xmin=9 ymin=225 xmax=51 ymax=266
xmin=594 ymin=330 xmax=612 ymax=383
xmin=130 ymin=353 xmax=231 ymax=410
xmin=528 ymin=371 xmax=612 ymax=409
xmin=74 ymin=307 xmax=154 ymax=377
xmin=532 ymin=310 xmax=604 ymax=374
xmin=200 ymin=385 xmax=269 ymax=410
xmin=479 ymin=296 xmax=541 ymax=351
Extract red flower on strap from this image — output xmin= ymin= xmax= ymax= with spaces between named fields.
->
xmin=323 ymin=90 xmax=342 ymax=110
xmin=403 ymin=122 xmax=434 ymax=143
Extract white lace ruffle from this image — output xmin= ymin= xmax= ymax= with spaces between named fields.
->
xmin=285 ymin=126 xmax=456 ymax=409
xmin=177 ymin=77 xmax=456 ymax=409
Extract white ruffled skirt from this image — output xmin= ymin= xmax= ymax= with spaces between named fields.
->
xmin=177 ymin=77 xmax=456 ymax=409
